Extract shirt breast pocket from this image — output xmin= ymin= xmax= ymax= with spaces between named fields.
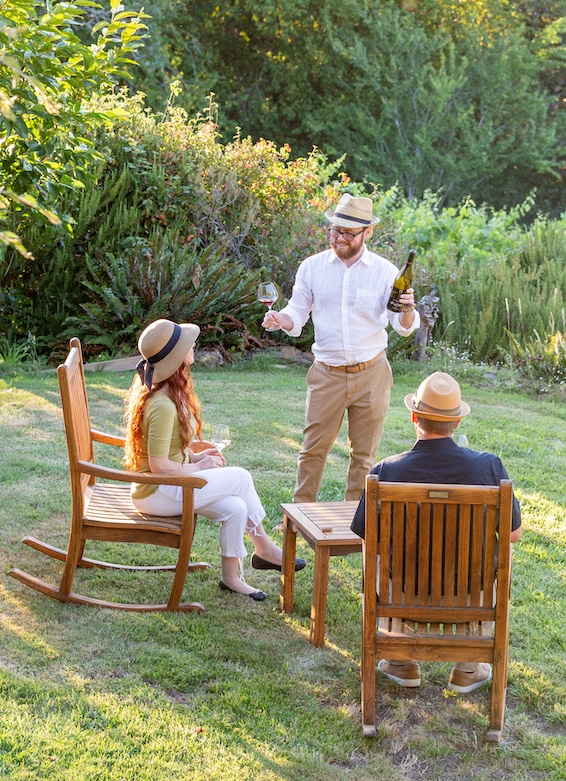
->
xmin=354 ymin=290 xmax=382 ymax=319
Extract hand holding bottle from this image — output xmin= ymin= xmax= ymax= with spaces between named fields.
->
xmin=398 ymin=289 xmax=416 ymax=313
xmin=387 ymin=250 xmax=416 ymax=313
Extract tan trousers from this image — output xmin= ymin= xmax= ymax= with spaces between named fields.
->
xmin=293 ymin=355 xmax=393 ymax=502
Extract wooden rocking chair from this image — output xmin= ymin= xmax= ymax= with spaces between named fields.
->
xmin=9 ymin=337 xmax=210 ymax=612
xmin=361 ymin=475 xmax=514 ymax=742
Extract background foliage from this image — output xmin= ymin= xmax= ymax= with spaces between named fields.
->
xmin=121 ymin=0 xmax=566 ymax=214
xmin=0 ymin=0 xmax=565 ymax=385
xmin=0 ymin=0 xmax=148 ymax=255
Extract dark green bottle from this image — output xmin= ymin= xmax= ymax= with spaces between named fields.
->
xmin=387 ymin=250 xmax=415 ymax=313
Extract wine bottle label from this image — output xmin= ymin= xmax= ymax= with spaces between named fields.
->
xmin=386 ymin=291 xmax=403 ymax=313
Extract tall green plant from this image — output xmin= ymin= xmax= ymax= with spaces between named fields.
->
xmin=61 ymin=232 xmax=264 ymax=358
xmin=503 ymin=318 xmax=566 ymax=386
xmin=373 ymin=189 xmax=566 ymax=365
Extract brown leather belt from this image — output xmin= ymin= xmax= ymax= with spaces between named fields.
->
xmin=319 ymin=350 xmax=385 ymax=374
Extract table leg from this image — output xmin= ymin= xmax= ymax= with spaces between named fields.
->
xmin=279 ymin=514 xmax=297 ymax=613
xmin=310 ymin=545 xmax=330 ymax=647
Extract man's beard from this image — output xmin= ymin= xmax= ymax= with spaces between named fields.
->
xmin=331 ymin=238 xmax=363 ymax=262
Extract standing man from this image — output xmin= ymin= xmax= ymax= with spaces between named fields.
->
xmin=351 ymin=371 xmax=522 ymax=692
xmin=262 ymin=193 xmax=420 ymax=502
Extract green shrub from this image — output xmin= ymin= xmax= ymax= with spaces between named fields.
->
xmin=60 ymin=232 xmax=264 ymax=360
xmin=3 ymin=90 xmax=337 ymax=354
xmin=3 ymin=90 xmax=566 ymax=373
xmin=374 ymin=189 xmax=566 ymax=365
xmin=502 ymin=311 xmax=566 ymax=390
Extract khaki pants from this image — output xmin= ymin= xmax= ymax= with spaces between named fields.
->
xmin=293 ymin=355 xmax=393 ymax=502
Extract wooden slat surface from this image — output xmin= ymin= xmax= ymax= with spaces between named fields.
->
xmin=281 ymin=501 xmax=361 ymax=550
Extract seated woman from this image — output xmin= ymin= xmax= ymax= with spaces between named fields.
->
xmin=124 ymin=318 xmax=305 ymax=600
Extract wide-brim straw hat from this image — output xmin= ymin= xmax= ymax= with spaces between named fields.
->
xmin=404 ymin=371 xmax=471 ymax=421
xmin=137 ymin=318 xmax=200 ymax=387
xmin=325 ymin=194 xmax=379 ymax=228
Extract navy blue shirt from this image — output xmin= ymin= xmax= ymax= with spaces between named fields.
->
xmin=351 ymin=437 xmax=522 ymax=538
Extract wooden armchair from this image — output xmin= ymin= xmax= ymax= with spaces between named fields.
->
xmin=9 ymin=337 xmax=210 ymax=612
xmin=361 ymin=475 xmax=514 ymax=742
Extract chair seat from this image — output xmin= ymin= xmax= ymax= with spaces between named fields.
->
xmin=85 ymin=483 xmax=182 ymax=534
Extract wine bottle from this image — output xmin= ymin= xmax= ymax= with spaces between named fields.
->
xmin=386 ymin=250 xmax=416 ymax=313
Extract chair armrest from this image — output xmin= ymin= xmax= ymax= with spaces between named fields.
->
xmin=91 ymin=429 xmax=126 ymax=447
xmin=77 ymin=459 xmax=207 ymax=489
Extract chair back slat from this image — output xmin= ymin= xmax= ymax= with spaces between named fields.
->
xmin=390 ymin=503 xmax=404 ymax=605
xmin=469 ymin=506 xmax=481 ymax=603
xmin=58 ymin=338 xmax=94 ymax=494
xmin=453 ymin=504 xmax=468 ymax=605
xmin=482 ymin=505 xmax=498 ymax=601
xmin=377 ymin=501 xmax=391 ymax=606
xmin=404 ymin=502 xmax=418 ymax=602
xmin=430 ymin=503 xmax=444 ymax=603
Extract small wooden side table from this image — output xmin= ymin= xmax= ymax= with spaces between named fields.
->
xmin=279 ymin=501 xmax=361 ymax=647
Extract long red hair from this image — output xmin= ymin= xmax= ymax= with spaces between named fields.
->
xmin=124 ymin=358 xmax=202 ymax=471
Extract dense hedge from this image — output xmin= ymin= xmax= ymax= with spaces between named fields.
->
xmin=1 ymin=91 xmax=565 ymax=382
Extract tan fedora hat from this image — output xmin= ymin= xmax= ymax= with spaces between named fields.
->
xmin=136 ymin=318 xmax=200 ymax=388
xmin=404 ymin=371 xmax=471 ymax=421
xmin=325 ymin=194 xmax=379 ymax=228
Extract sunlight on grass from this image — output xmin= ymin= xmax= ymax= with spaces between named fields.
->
xmin=1 ymin=358 xmax=565 ymax=780
xmin=0 ymin=587 xmax=60 ymax=664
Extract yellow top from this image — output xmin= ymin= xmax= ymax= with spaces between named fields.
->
xmin=131 ymin=390 xmax=191 ymax=500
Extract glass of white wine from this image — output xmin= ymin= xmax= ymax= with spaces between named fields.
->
xmin=456 ymin=434 xmax=469 ymax=447
xmin=211 ymin=424 xmax=231 ymax=452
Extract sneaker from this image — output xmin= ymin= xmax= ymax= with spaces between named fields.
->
xmin=448 ymin=663 xmax=492 ymax=694
xmin=378 ymin=659 xmax=421 ymax=688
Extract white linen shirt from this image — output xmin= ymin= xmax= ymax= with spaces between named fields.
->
xmin=279 ymin=246 xmax=420 ymax=366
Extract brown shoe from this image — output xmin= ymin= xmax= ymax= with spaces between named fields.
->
xmin=448 ymin=663 xmax=492 ymax=693
xmin=378 ymin=660 xmax=421 ymax=688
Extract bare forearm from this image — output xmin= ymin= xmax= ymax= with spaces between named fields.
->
xmin=148 ymin=455 xmax=199 ymax=475
xmin=399 ymin=307 xmax=416 ymax=328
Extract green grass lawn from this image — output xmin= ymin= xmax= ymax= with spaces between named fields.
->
xmin=0 ymin=353 xmax=564 ymax=780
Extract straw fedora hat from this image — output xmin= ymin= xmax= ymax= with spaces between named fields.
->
xmin=404 ymin=371 xmax=471 ymax=421
xmin=325 ymin=194 xmax=379 ymax=228
xmin=136 ymin=318 xmax=200 ymax=388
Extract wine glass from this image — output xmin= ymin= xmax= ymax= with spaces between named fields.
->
xmin=211 ymin=424 xmax=231 ymax=452
xmin=257 ymin=282 xmax=278 ymax=311
xmin=258 ymin=282 xmax=279 ymax=332
xmin=456 ymin=433 xmax=469 ymax=447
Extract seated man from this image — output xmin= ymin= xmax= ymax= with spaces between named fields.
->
xmin=351 ymin=371 xmax=522 ymax=693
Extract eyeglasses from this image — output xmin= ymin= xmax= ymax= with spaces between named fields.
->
xmin=328 ymin=226 xmax=366 ymax=242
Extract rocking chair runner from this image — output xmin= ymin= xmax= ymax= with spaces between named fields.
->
xmin=9 ymin=337 xmax=210 ymax=612
xmin=361 ymin=475 xmax=514 ymax=742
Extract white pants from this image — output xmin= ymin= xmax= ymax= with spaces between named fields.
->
xmin=131 ymin=466 xmax=265 ymax=559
